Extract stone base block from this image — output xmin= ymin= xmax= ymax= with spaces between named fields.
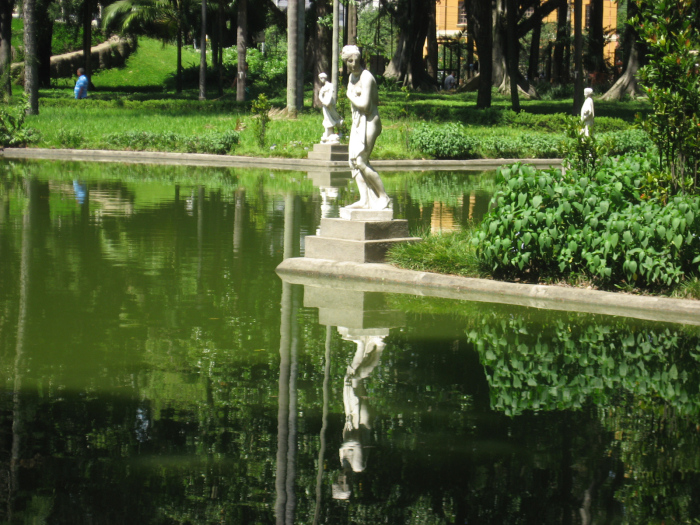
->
xmin=307 ymin=143 xmax=349 ymax=161
xmin=339 ymin=207 xmax=393 ymax=221
xmin=318 ymin=218 xmax=409 ymax=241
xmin=305 ymin=235 xmax=421 ymax=263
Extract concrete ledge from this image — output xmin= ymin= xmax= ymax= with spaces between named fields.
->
xmin=276 ymin=257 xmax=700 ymax=326
xmin=1 ymin=148 xmax=562 ymax=172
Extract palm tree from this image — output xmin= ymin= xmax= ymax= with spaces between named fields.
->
xmin=102 ymin=0 xmax=193 ymax=93
xmin=23 ymin=0 xmax=39 ymax=114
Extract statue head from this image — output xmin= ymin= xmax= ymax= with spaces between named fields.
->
xmin=584 ymin=87 xmax=594 ymax=97
xmin=319 ymin=72 xmax=328 ymax=82
xmin=341 ymin=45 xmax=362 ymax=74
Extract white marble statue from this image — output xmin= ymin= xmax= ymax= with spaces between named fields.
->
xmin=581 ymin=87 xmax=595 ymax=136
xmin=341 ymin=45 xmax=391 ymax=211
xmin=319 ymin=73 xmax=342 ymax=144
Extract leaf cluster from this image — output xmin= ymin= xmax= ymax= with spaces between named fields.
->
xmin=0 ymin=95 xmax=41 ymax=147
xmin=473 ymin=156 xmax=700 ymax=288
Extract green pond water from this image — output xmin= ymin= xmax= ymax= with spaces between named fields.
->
xmin=1 ymin=159 xmax=700 ymax=525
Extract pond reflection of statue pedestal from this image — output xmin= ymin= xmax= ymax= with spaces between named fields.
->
xmin=303 ymin=284 xmax=405 ymax=329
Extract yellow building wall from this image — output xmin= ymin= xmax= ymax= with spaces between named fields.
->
xmin=435 ymin=0 xmax=619 ymax=62
xmin=435 ymin=0 xmax=466 ymax=38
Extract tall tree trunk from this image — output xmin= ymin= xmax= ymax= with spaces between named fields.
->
xmin=587 ymin=0 xmax=604 ymax=77
xmin=199 ymin=0 xmax=207 ymax=100
xmin=0 ymin=0 xmax=13 ymax=98
xmin=426 ymin=0 xmax=438 ymax=82
xmin=347 ymin=1 xmax=357 ymax=45
xmin=466 ymin=0 xmax=492 ymax=108
xmin=217 ymin=0 xmax=224 ymax=96
xmin=82 ymin=0 xmax=93 ymax=85
xmin=295 ymin=0 xmax=304 ymax=108
xmin=237 ymin=0 xmax=247 ymax=102
xmin=527 ymin=0 xmax=541 ymax=81
xmin=176 ymin=25 xmax=183 ymax=93
xmin=286 ymin=0 xmax=298 ymax=115
xmin=383 ymin=0 xmax=432 ymax=89
xmin=600 ymin=0 xmax=641 ymax=100
xmin=572 ymin=0 xmax=583 ymax=113
xmin=23 ymin=0 xmax=39 ymax=114
xmin=313 ymin=0 xmax=331 ymax=108
xmin=507 ymin=0 xmax=520 ymax=112
xmin=492 ymin=0 xmax=507 ymax=88
xmin=36 ymin=1 xmax=52 ymax=88
xmin=552 ymin=0 xmax=567 ymax=83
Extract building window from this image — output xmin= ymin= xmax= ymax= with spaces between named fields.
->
xmin=458 ymin=1 xmax=467 ymax=25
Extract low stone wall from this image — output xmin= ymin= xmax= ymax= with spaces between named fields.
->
xmin=11 ymin=36 xmax=135 ymax=82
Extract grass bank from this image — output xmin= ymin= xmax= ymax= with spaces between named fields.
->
xmin=12 ymin=37 xmax=651 ymax=160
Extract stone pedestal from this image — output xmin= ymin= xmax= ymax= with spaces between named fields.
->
xmin=305 ymin=210 xmax=421 ymax=263
xmin=307 ymin=143 xmax=349 ymax=162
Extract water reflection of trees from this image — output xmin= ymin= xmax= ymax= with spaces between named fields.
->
xmin=2 ymin=161 xmax=699 ymax=523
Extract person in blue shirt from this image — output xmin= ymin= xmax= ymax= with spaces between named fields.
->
xmin=74 ymin=68 xmax=88 ymax=99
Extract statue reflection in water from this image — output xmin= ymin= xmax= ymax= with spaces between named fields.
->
xmin=332 ymin=328 xmax=386 ymax=500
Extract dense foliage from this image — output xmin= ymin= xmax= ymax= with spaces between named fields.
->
xmin=0 ymin=96 xmax=40 ymax=147
xmin=98 ymin=129 xmax=240 ymax=154
xmin=473 ymin=157 xmax=700 ymax=288
xmin=634 ymin=0 xmax=700 ymax=193
xmin=410 ymin=121 xmax=652 ymax=160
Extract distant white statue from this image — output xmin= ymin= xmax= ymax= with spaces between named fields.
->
xmin=341 ymin=45 xmax=391 ymax=211
xmin=581 ymin=87 xmax=595 ymax=136
xmin=318 ymin=73 xmax=342 ymax=144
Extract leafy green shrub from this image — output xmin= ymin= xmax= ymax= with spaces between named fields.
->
xmin=473 ymin=156 xmax=700 ymax=288
xmin=410 ymin=123 xmax=478 ymax=159
xmin=0 ymin=95 xmax=40 ymax=147
xmin=57 ymin=129 xmax=85 ymax=149
xmin=100 ymin=130 xmax=239 ymax=154
xmin=183 ymin=131 xmax=240 ymax=155
xmin=634 ymin=0 xmax=700 ymax=193
xmin=250 ymin=94 xmax=272 ymax=149
xmin=601 ymin=129 xmax=654 ymax=157
xmin=516 ymin=134 xmax=563 ymax=158
xmin=478 ymin=136 xmax=522 ymax=158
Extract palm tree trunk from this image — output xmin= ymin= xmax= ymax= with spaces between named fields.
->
xmin=217 ymin=0 xmax=224 ymax=96
xmin=507 ymin=0 xmax=520 ymax=112
xmin=572 ymin=0 xmax=583 ymax=114
xmin=82 ymin=0 xmax=93 ymax=83
xmin=286 ymin=0 xmax=298 ymax=116
xmin=552 ymin=0 xmax=567 ymax=83
xmin=23 ymin=0 xmax=39 ymax=114
xmin=295 ymin=0 xmax=304 ymax=109
xmin=176 ymin=26 xmax=183 ymax=93
xmin=199 ymin=0 xmax=207 ymax=100
xmin=426 ymin=0 xmax=438 ymax=82
xmin=0 ymin=0 xmax=14 ymax=98
xmin=237 ymin=0 xmax=247 ymax=102
xmin=527 ymin=0 xmax=541 ymax=82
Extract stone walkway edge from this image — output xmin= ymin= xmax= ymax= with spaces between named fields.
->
xmin=1 ymin=148 xmax=562 ymax=171
xmin=276 ymin=258 xmax=700 ymax=326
